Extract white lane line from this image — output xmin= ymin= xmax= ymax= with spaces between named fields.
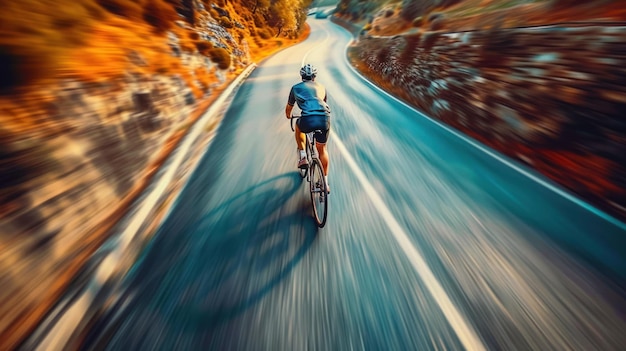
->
xmin=308 ymin=26 xmax=485 ymax=349
xmin=300 ymin=29 xmax=485 ymax=349
xmin=333 ymin=136 xmax=487 ymax=351
xmin=340 ymin=38 xmax=626 ymax=231
xmin=301 ymin=22 xmax=330 ymax=66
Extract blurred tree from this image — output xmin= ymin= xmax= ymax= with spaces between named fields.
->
xmin=143 ymin=0 xmax=179 ymax=33
xmin=267 ymin=0 xmax=311 ymax=36
xmin=209 ymin=47 xmax=231 ymax=69
xmin=244 ymin=0 xmax=271 ymax=14
xmin=164 ymin=0 xmax=195 ymax=26
xmin=182 ymin=0 xmax=195 ymax=26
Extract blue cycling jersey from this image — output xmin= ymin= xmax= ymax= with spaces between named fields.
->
xmin=287 ymin=80 xmax=331 ymax=117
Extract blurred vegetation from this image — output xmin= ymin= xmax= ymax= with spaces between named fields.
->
xmin=0 ymin=2 xmax=314 ymax=348
xmin=336 ymin=0 xmax=387 ymax=21
xmin=195 ymin=40 xmax=213 ymax=55
xmin=0 ymin=0 xmax=313 ymax=95
xmin=142 ymin=0 xmax=178 ymax=33
xmin=337 ymin=0 xmax=626 ymax=32
xmin=340 ymin=0 xmax=626 ymax=219
xmin=208 ymin=47 xmax=231 ymax=70
xmin=0 ymin=1 xmax=103 ymax=92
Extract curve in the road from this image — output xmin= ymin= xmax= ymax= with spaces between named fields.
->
xmin=76 ymin=17 xmax=626 ymax=351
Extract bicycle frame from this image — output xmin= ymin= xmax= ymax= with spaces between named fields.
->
xmin=290 ymin=116 xmax=328 ymax=227
xmin=305 ymin=132 xmax=318 ymax=179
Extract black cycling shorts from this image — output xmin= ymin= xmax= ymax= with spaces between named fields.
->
xmin=297 ymin=115 xmax=330 ymax=144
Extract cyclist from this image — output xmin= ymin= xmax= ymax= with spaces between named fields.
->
xmin=285 ymin=63 xmax=331 ymax=192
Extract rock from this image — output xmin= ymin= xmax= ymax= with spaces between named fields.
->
xmin=211 ymin=3 xmax=229 ymax=18
xmin=132 ymin=92 xmax=155 ymax=113
xmin=559 ymin=85 xmax=585 ymax=104
xmin=432 ymin=99 xmax=450 ymax=116
xmin=427 ymin=79 xmax=447 ymax=95
xmin=533 ymin=52 xmax=559 ymax=63
xmin=128 ymin=50 xmax=147 ymax=66
xmin=429 ymin=13 xmax=445 ymax=31
xmin=184 ymin=91 xmax=195 ymax=105
xmin=347 ymin=21 xmax=626 ymax=219
xmin=167 ymin=31 xmax=179 ymax=43
xmin=170 ymin=43 xmax=181 ymax=57
xmin=601 ymin=90 xmax=626 ymax=103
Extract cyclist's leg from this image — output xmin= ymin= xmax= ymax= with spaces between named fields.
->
xmin=294 ymin=121 xmax=306 ymax=163
xmin=294 ymin=121 xmax=306 ymax=150
xmin=315 ymin=128 xmax=329 ymax=175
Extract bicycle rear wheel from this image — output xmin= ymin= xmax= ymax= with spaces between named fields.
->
xmin=309 ymin=159 xmax=328 ymax=227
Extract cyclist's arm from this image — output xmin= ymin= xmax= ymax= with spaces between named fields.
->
xmin=285 ymin=103 xmax=294 ymax=119
xmin=286 ymin=87 xmax=295 ymax=118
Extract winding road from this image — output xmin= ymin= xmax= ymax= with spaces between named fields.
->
xmin=80 ymin=18 xmax=626 ymax=350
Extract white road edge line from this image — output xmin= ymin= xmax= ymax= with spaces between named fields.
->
xmin=339 ymin=34 xmax=626 ymax=231
xmin=34 ymin=64 xmax=258 ymax=351
xmin=333 ymin=136 xmax=487 ymax=351
xmin=300 ymin=23 xmax=485 ymax=349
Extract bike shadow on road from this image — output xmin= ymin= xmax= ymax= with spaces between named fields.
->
xmin=82 ymin=171 xmax=321 ymax=348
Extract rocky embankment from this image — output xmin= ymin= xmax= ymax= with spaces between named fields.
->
xmin=343 ymin=19 xmax=626 ymax=221
xmin=0 ymin=0 xmax=311 ymax=346
xmin=1 ymin=62 xmax=234 ymax=350
xmin=0 ymin=11 xmax=250 ymax=351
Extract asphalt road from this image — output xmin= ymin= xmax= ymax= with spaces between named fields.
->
xmin=81 ymin=18 xmax=626 ymax=350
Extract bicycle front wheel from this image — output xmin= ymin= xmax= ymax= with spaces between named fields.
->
xmin=309 ymin=159 xmax=328 ymax=227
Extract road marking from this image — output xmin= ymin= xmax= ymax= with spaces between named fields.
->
xmin=300 ymin=27 xmax=486 ymax=350
xmin=31 ymin=65 xmax=259 ymax=351
xmin=340 ymin=38 xmax=626 ymax=231
xmin=301 ymin=22 xmax=330 ymax=67
xmin=299 ymin=27 xmax=485 ymax=350
xmin=333 ymin=135 xmax=487 ymax=351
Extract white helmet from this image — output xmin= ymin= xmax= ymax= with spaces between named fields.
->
xmin=300 ymin=63 xmax=317 ymax=80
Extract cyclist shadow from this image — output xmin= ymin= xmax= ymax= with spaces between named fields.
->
xmin=123 ymin=171 xmax=319 ymax=332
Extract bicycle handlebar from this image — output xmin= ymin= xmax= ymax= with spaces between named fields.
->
xmin=290 ymin=115 xmax=300 ymax=131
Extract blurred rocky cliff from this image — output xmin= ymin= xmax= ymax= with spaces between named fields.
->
xmin=0 ymin=0 xmax=310 ymax=348
xmin=334 ymin=0 xmax=626 ymax=221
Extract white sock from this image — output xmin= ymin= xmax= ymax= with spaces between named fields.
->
xmin=324 ymin=175 xmax=328 ymax=185
xmin=299 ymin=149 xmax=306 ymax=159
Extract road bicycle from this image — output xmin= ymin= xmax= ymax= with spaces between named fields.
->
xmin=291 ymin=116 xmax=328 ymax=227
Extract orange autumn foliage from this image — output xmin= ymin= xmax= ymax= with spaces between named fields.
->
xmin=195 ymin=67 xmax=214 ymax=91
xmin=142 ymin=0 xmax=179 ymax=33
xmin=0 ymin=0 xmax=311 ymax=101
